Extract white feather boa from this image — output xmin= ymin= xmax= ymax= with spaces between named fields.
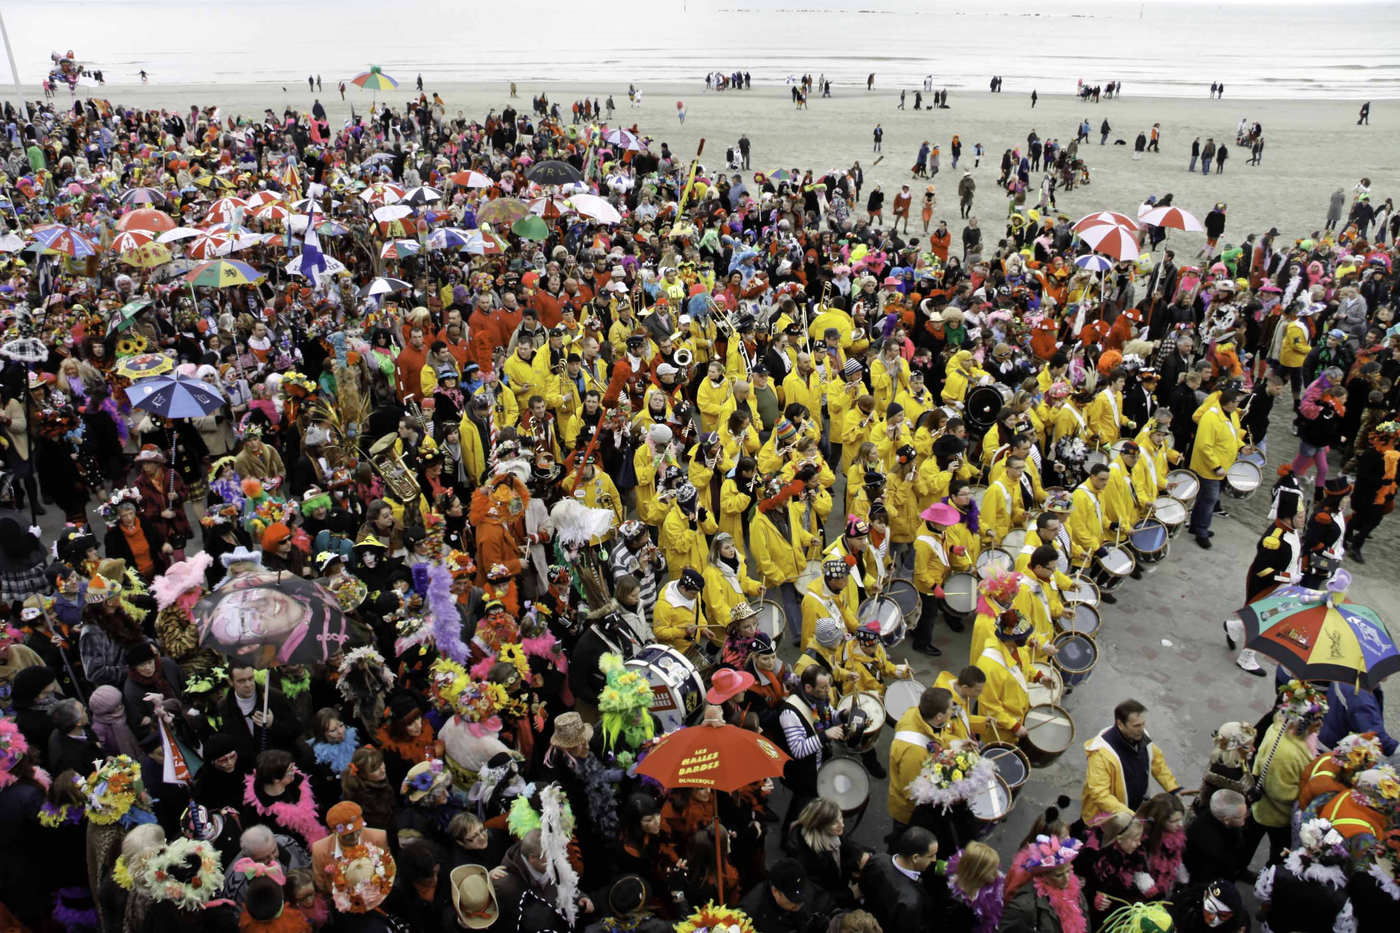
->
xmin=905 ymin=754 xmax=997 ymax=812
xmin=547 ymin=497 xmax=616 ymax=547
xmin=539 ymin=784 xmax=580 ymax=925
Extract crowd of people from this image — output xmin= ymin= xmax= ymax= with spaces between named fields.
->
xmin=0 ymin=77 xmax=1397 ymax=933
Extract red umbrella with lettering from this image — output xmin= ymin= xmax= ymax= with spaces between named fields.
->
xmin=635 ymin=721 xmax=789 ymax=901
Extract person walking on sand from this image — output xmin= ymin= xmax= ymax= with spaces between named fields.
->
xmin=921 ymin=186 xmax=935 ymax=232
xmin=308 ymin=75 xmax=314 ymax=91
xmin=1358 ymin=101 xmax=1370 ymax=125
xmin=416 ymin=73 xmax=423 ymax=91
xmin=1200 ymin=137 xmax=1216 ymax=174
xmin=338 ymin=80 xmax=346 ymax=100
xmin=1325 ymin=188 xmax=1346 ymax=231
xmin=958 ymin=170 xmax=976 ymax=218
xmin=973 ymin=142 xmax=983 ymax=168
xmin=913 ymin=140 xmax=929 ymax=178
xmin=892 ymin=184 xmax=912 ymax=234
xmin=1148 ymin=123 xmax=1160 ymax=152
xmin=1031 ymin=89 xmax=1038 ymax=108
xmin=867 ymin=184 xmax=885 ymax=225
xmin=899 ymin=89 xmax=906 ymax=110
xmin=873 ymin=123 xmax=883 ymax=153
xmin=1188 ymin=136 xmax=1200 ymax=172
xmin=739 ymin=134 xmax=751 ymax=170
xmin=1215 ymin=143 xmax=1228 ymax=173
xmin=868 ymin=73 xmax=875 ymax=90
xmin=1133 ymin=131 xmax=1146 ymax=161
xmin=1100 ymin=118 xmax=1111 ymax=144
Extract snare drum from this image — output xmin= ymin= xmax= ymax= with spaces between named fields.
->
xmin=883 ymin=677 xmax=926 ymax=726
xmin=1128 ymin=518 xmax=1169 ymax=564
xmin=816 ymin=758 xmax=871 ymax=819
xmin=1020 ymin=703 xmax=1076 ymax=765
xmin=1000 ymin=528 xmax=1028 ymax=555
xmin=1090 ymin=544 xmax=1135 ymax=591
xmin=1056 ymin=602 xmax=1101 ymax=637
xmin=1028 ymin=661 xmax=1064 ymax=707
xmin=965 ymin=383 xmax=1013 ymax=430
xmin=1051 ymin=632 xmax=1099 ymax=686
xmin=857 ymin=596 xmax=905 ymax=651
xmin=1062 ymin=575 xmax=1101 ymax=607
xmin=969 ymin=772 xmax=1014 ymax=823
xmin=836 ymin=691 xmax=886 ymax=752
xmin=982 ymin=742 xmax=1031 ymax=792
xmin=941 ymin=572 xmax=978 ymax=616
xmin=976 ymin=547 xmax=1014 ymax=580
xmin=886 ymin=578 xmax=922 ymax=639
xmin=624 ymin=645 xmax=706 ymax=733
xmin=1225 ymin=457 xmax=1262 ymax=499
xmin=1166 ymin=469 xmax=1200 ymax=504
xmin=754 ymin=598 xmax=786 ymax=642
xmin=1152 ymin=496 xmax=1188 ymax=536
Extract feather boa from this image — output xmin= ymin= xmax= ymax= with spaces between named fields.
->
xmin=426 ymin=562 xmax=470 ymax=663
xmin=906 ymin=750 xmax=996 ymax=811
xmin=1032 ymin=871 xmax=1087 ymax=933
xmin=242 ymin=773 xmax=326 ymax=843
xmin=538 ymin=784 xmax=580 ymax=926
xmin=946 ymin=851 xmax=1004 ymax=933
xmin=547 ymin=497 xmax=616 ymax=547
xmin=1146 ymin=829 xmax=1186 ymax=893
xmin=51 ymin=887 xmax=98 ymax=933
xmin=1367 ymin=855 xmax=1400 ymax=900
xmin=311 ymin=728 xmax=360 ymax=775
xmin=1281 ymin=849 xmax=1348 ymax=889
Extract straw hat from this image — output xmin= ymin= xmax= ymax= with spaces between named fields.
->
xmin=450 ymin=865 xmax=499 ymax=929
xmin=549 ymin=711 xmax=594 ymax=749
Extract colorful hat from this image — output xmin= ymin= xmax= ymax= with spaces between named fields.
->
xmin=1277 ymin=679 xmax=1328 ymax=730
xmin=814 ymin=616 xmax=845 ymax=648
xmin=980 ymin=569 xmax=1022 ymax=605
xmin=706 ymin=668 xmax=756 ymax=704
xmin=855 ymin=618 xmax=882 ymax=643
xmin=921 ymin=502 xmax=960 ymax=525
xmin=1334 ymin=732 xmax=1385 ymax=774
xmin=679 ymin=567 xmax=705 ymax=591
xmin=85 ymin=573 xmax=121 ymax=604
xmin=134 ymin=444 xmax=167 ymax=464
xmin=1021 ymin=834 xmax=1083 ymax=871
xmin=774 ymin=419 xmax=797 ymax=444
xmin=401 ymin=759 xmax=452 ymax=803
xmin=845 ymin=516 xmax=870 ymax=537
xmin=327 ymin=801 xmax=366 ymax=836
xmin=0 ymin=719 xmax=28 ymax=789
xmin=821 ymin=559 xmax=850 ymax=579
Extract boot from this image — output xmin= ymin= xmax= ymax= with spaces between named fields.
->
xmin=1352 ymin=543 xmax=1366 ymax=565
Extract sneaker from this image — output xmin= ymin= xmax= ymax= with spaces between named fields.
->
xmin=1213 ymin=505 xmax=1229 ymax=518
xmin=1236 ymin=650 xmax=1265 ymax=677
xmin=1223 ymin=620 xmax=1236 ymax=650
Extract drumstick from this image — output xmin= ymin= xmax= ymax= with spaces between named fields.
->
xmin=1022 ymin=712 xmax=1066 ymax=734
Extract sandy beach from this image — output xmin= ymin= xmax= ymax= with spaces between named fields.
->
xmin=60 ymin=80 xmax=1398 ymax=249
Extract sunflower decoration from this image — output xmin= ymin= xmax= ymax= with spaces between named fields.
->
xmin=114 ymin=332 xmax=148 ymax=358
xmin=86 ymin=755 xmax=153 ymax=825
xmin=282 ymin=371 xmax=318 ymax=398
xmin=676 ymin=904 xmax=759 ymax=933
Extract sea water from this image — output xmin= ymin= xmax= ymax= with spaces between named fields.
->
xmin=7 ymin=0 xmax=1400 ymax=99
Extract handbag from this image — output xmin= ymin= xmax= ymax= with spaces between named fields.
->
xmin=1247 ymin=726 xmax=1285 ymax=806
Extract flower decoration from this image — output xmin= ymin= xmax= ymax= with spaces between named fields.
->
xmin=1277 ymin=679 xmax=1328 ymax=730
xmin=1355 ymin=764 xmax=1400 ymax=814
xmin=906 ymin=741 xmax=996 ymax=810
xmin=597 ymin=653 xmax=655 ymax=752
xmin=86 ymin=755 xmax=152 ymax=825
xmin=0 ymin=718 xmax=29 ymax=789
xmin=114 ymin=332 xmax=148 ymax=357
xmin=1297 ymin=818 xmax=1348 ymax=857
xmin=337 ymin=647 xmax=395 ymax=699
xmin=141 ymin=838 xmax=224 ymax=910
xmin=98 ymin=486 xmax=142 ymax=523
xmin=1334 ymin=732 xmax=1385 ymax=774
xmin=1021 ymin=834 xmax=1083 ymax=871
xmin=676 ymin=904 xmax=759 ymax=933
xmin=328 ymin=841 xmax=396 ymax=914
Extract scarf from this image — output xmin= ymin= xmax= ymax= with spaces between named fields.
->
xmin=311 ymin=728 xmax=360 ymax=775
xmin=946 ymin=853 xmax=1004 ymax=933
xmin=242 ymin=773 xmax=326 ymax=843
xmin=1032 ymin=872 xmax=1087 ymax=933
xmin=375 ymin=720 xmax=437 ymax=766
xmin=127 ymin=663 xmax=174 ymax=700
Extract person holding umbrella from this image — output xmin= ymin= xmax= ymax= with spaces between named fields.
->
xmin=135 ymin=444 xmax=192 ymax=560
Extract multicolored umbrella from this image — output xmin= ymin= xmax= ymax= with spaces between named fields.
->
xmin=402 ymin=185 xmax=442 ymax=206
xmin=119 ymin=242 xmax=172 ymax=269
xmin=351 ymin=65 xmax=398 ymax=91
xmin=527 ymin=195 xmax=570 ymax=219
xmin=115 ymin=353 xmax=175 ymax=380
xmin=1238 ymin=586 xmax=1400 ymax=689
xmin=359 ymin=182 xmax=406 ymax=206
xmin=107 ymin=297 xmax=152 ymax=334
xmin=29 ymin=224 xmax=100 ymax=258
xmin=1074 ymin=253 xmax=1115 ymax=272
xmin=426 ymin=227 xmax=472 ymax=250
xmin=380 ymin=239 xmax=421 ymax=259
xmin=461 ymin=229 xmax=505 ymax=256
xmin=119 ymin=186 xmax=166 ymax=206
xmin=194 ymin=571 xmax=351 ymax=666
xmin=185 ymin=259 xmax=265 ymax=288
xmin=476 ymin=197 xmax=529 ymax=226
xmin=203 ymin=197 xmax=248 ymax=224
xmin=193 ymin=173 xmax=235 ymax=191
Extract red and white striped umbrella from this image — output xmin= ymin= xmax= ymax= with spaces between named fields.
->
xmin=360 ymin=182 xmax=406 ymax=206
xmin=243 ymin=191 xmax=283 ymax=209
xmin=1078 ymin=223 xmax=1141 ymax=262
xmin=203 ymin=197 xmax=247 ymax=223
xmin=448 ymin=170 xmax=493 ymax=189
xmin=527 ymin=196 xmax=571 ymax=219
xmin=112 ymin=229 xmax=158 ymax=253
xmin=252 ymin=202 xmax=291 ymax=223
xmin=1137 ymin=205 xmax=1204 ymax=232
xmin=1072 ymin=210 xmax=1140 ymax=233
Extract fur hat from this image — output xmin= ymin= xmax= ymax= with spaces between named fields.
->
xmin=151 ymin=553 xmax=214 ymax=610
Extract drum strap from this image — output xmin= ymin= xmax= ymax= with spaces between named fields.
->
xmin=893 ymin=729 xmax=932 ymax=747
xmin=1076 ymin=482 xmax=1103 ymax=528
xmin=916 ymin=534 xmax=947 ymax=565
xmin=803 ymin=647 xmax=834 ymax=675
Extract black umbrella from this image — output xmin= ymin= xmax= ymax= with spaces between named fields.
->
xmin=527 ymin=159 xmax=583 ymax=185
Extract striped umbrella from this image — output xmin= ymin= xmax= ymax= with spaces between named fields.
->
xmin=243 ymin=191 xmax=283 ymax=209
xmin=1072 ymin=210 xmax=1140 ymax=232
xmin=157 ymin=226 xmax=204 ymax=243
xmin=112 ymin=229 xmax=158 ymax=253
xmin=184 ymin=231 xmax=235 ymax=259
xmin=427 ymin=227 xmax=472 ymax=250
xmin=185 ymin=259 xmax=265 ymax=288
xmin=402 ymin=186 xmax=443 ymax=206
xmin=448 ymin=170 xmax=493 ymax=189
xmin=126 ymin=373 xmax=227 ymax=419
xmin=1077 ymin=223 xmax=1141 ymax=263
xmin=360 ymin=183 xmax=406 ymax=206
xmin=30 ymin=224 xmax=100 ymax=257
xmin=1137 ymin=205 xmax=1204 ymax=232
xmin=119 ymin=186 xmax=166 ymax=206
xmin=380 ymin=239 xmax=421 ymax=259
xmin=362 ymin=276 xmax=412 ymax=296
xmin=203 ymin=197 xmax=247 ymax=223
xmin=1073 ymin=253 xmax=1115 ymax=272
xmin=252 ymin=202 xmax=291 ymax=224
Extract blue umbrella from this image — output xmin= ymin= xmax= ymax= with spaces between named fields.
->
xmin=1074 ymin=253 xmax=1115 ymax=272
xmin=126 ymin=373 xmax=226 ymax=419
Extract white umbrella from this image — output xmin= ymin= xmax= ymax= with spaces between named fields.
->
xmin=0 ymin=233 xmax=25 ymax=252
xmin=362 ymin=276 xmax=412 ymax=296
xmin=603 ymin=128 xmax=642 ymax=151
xmin=372 ymin=204 xmax=414 ymax=223
xmin=1138 ymin=205 xmax=1204 ymax=232
xmin=156 ymin=226 xmax=204 ymax=243
xmin=568 ymin=193 xmax=622 ymax=224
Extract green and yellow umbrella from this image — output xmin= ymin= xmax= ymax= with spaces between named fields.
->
xmin=1238 ymin=583 xmax=1400 ymax=689
xmin=184 ymin=259 xmax=265 ymax=288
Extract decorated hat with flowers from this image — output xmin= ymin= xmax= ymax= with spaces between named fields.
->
xmin=1334 ymin=732 xmax=1386 ymax=776
xmin=979 ymin=569 xmax=1022 ymax=607
xmin=676 ymin=904 xmax=759 ymax=933
xmin=597 ymin=653 xmax=656 ymax=755
xmin=329 ymin=839 xmax=396 ymax=913
xmin=1021 ymin=834 xmax=1084 ymax=872
xmin=0 ymin=718 xmax=28 ymax=789
xmin=402 ymin=758 xmax=453 ymax=802
xmin=1276 ymin=679 xmax=1328 ymax=730
xmin=86 ymin=755 xmax=153 ymax=825
xmin=142 ymin=838 xmax=224 ymax=910
xmin=1354 ymin=764 xmax=1400 ymax=815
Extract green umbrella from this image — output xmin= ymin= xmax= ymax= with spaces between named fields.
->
xmin=511 ymin=215 xmax=549 ymax=241
xmin=108 ymin=297 xmax=152 ymax=335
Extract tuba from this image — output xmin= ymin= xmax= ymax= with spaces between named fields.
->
xmin=673 ymin=347 xmax=693 ymax=368
xmin=369 ymin=433 xmax=421 ymax=502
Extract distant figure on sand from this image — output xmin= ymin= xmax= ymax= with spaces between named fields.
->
xmin=872 ymin=124 xmax=882 ymax=153
xmin=338 ymin=81 xmax=346 ymax=100
xmin=1031 ymin=89 xmax=1038 ymax=108
xmin=1358 ymin=101 xmax=1370 ymax=125
xmin=867 ymin=73 xmax=875 ymax=91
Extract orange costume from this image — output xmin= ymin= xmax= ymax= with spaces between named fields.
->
xmin=470 ymin=474 xmax=531 ymax=586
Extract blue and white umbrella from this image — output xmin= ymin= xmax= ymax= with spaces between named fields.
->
xmin=427 ymin=227 xmax=472 ymax=251
xmin=1074 ymin=253 xmax=1115 ymax=272
xmin=126 ymin=373 xmax=226 ymax=419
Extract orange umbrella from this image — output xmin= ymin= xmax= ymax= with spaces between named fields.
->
xmin=118 ymin=208 xmax=176 ymax=232
xmin=635 ymin=722 xmax=788 ymax=902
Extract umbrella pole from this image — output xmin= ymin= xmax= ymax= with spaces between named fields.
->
xmin=713 ymin=799 xmax=724 ymax=904
xmin=261 ymin=671 xmax=271 ymax=750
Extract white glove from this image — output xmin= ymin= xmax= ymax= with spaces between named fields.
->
xmin=1133 ymin=871 xmax=1155 ymax=894
xmin=1176 ymin=862 xmax=1189 ymax=884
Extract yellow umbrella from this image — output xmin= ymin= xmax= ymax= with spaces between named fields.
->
xmin=194 ymin=174 xmax=235 ymax=191
xmin=115 ymin=352 xmax=175 ymax=380
xmin=120 ymin=242 xmax=172 ymax=268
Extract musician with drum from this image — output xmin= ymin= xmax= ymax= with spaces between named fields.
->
xmin=1135 ymin=413 xmax=1181 ymax=490
xmin=846 ymin=619 xmax=913 ymax=694
xmin=973 ymin=609 xmax=1038 ymax=743
xmin=652 ymin=568 xmax=719 ymax=656
xmin=941 ymin=349 xmax=990 ymax=409
xmin=777 ymin=665 xmax=852 ymax=830
xmin=979 ymin=455 xmax=1030 ymax=547
xmin=911 ymin=502 xmax=969 ymax=657
xmin=793 ymin=617 xmax=859 ymax=695
xmin=1187 ymin=387 xmax=1249 ymax=549
xmin=801 ymin=559 xmax=858 ymax=648
xmin=1067 ymin=463 xmax=1120 ymax=604
xmin=932 ymin=667 xmax=990 ymax=743
xmin=888 ymin=686 xmax=955 ymax=831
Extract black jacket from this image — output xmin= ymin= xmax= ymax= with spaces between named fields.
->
xmin=1184 ymin=810 xmax=1247 ymax=883
xmin=859 ymin=853 xmax=930 ymax=931
xmin=737 ymin=882 xmax=825 ymax=933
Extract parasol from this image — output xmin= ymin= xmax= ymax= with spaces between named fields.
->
xmin=475 ymin=197 xmax=529 ymax=227
xmin=1237 ymin=585 xmax=1400 ymax=689
xmin=526 ymin=160 xmax=584 ymax=186
xmin=126 ymin=372 xmax=226 ymax=419
xmin=115 ymin=353 xmax=175 ymax=380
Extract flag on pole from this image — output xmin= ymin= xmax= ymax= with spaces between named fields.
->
xmin=297 ymin=200 xmax=328 ymax=283
xmin=158 ymin=717 xmax=197 ymax=785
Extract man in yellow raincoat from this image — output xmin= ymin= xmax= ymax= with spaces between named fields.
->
xmin=973 ymin=606 xmax=1037 ymax=743
xmin=888 ymin=686 xmax=953 ymax=829
xmin=941 ymin=349 xmax=988 ymax=409
xmin=1081 ymin=698 xmax=1180 ymax=824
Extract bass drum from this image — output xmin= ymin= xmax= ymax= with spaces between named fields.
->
xmin=625 ymin=645 xmax=706 ymax=733
xmin=857 ymin=596 xmax=905 ymax=650
xmin=754 ymin=599 xmax=786 ymax=643
xmin=886 ymin=578 xmax=922 ymax=640
xmin=817 ymin=758 xmax=871 ymax=820
xmin=1128 ymin=518 xmax=1169 ymax=564
xmin=964 ymin=383 xmax=1013 ymax=430
xmin=883 ymin=677 xmax=926 ymax=726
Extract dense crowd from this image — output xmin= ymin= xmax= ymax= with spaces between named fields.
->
xmin=0 ymin=83 xmax=1397 ymax=933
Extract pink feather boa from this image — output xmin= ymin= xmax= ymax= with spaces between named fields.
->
xmin=1032 ymin=871 xmax=1087 ymax=933
xmin=242 ymin=773 xmax=326 ymax=843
